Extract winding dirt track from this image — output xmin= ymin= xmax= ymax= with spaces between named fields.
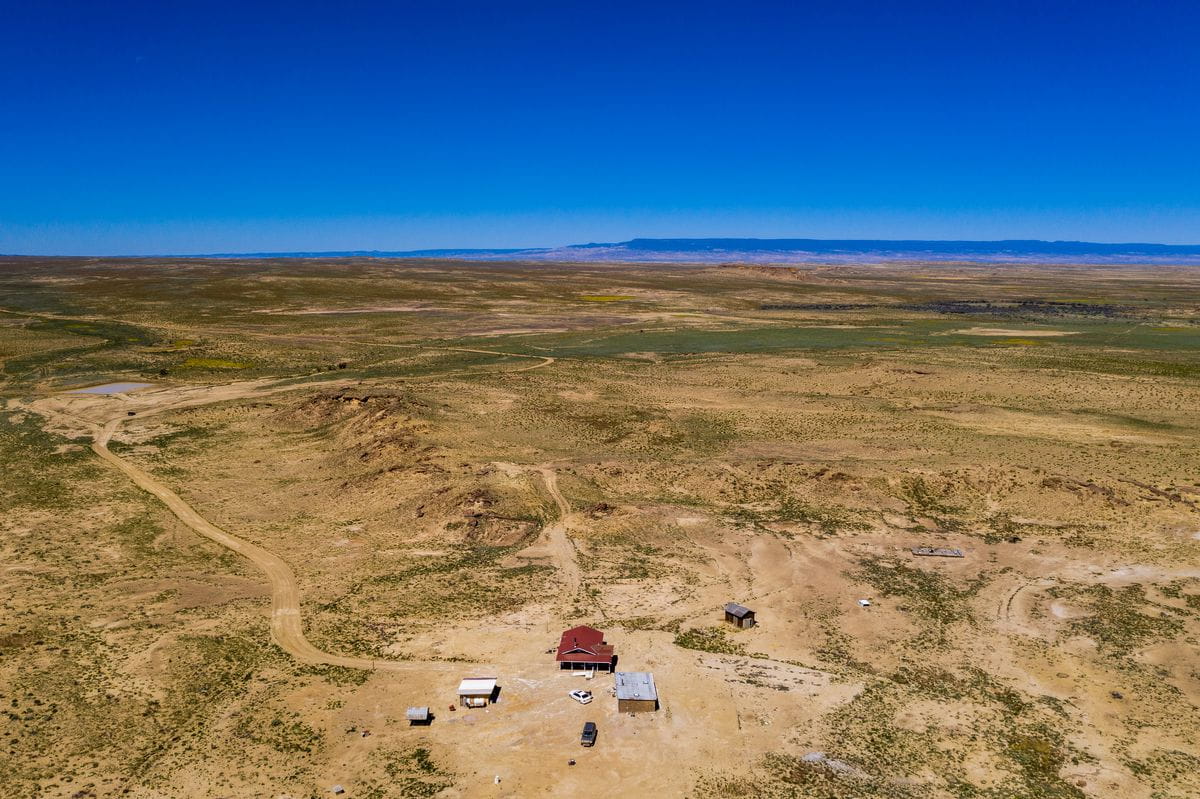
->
xmin=77 ymin=349 xmax=557 ymax=672
xmin=92 ymin=416 xmax=446 ymax=672
xmin=538 ymin=468 xmax=583 ymax=597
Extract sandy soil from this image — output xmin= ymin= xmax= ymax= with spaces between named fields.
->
xmin=3 ymin=257 xmax=1199 ymax=799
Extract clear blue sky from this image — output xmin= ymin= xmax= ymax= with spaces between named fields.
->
xmin=2 ymin=0 xmax=1198 ymax=254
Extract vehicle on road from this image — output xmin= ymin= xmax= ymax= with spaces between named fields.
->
xmin=580 ymin=722 xmax=597 ymax=747
xmin=569 ymin=690 xmax=593 ymax=704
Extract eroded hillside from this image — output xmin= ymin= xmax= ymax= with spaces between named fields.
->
xmin=2 ymin=257 xmax=1198 ymax=797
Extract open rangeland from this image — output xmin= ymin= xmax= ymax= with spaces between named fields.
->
xmin=2 ymin=257 xmax=1199 ymax=798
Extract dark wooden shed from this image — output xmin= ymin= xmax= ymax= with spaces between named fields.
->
xmin=724 ymin=602 xmax=756 ymax=629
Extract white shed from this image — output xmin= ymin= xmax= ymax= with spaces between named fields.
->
xmin=457 ymin=677 xmax=498 ymax=708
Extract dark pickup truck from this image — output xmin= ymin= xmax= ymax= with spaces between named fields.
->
xmin=580 ymin=722 xmax=597 ymax=747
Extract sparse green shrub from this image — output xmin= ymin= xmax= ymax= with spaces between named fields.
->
xmin=1055 ymin=583 xmax=1184 ymax=654
xmin=854 ymin=558 xmax=988 ymax=624
xmin=674 ymin=626 xmax=747 ymax=655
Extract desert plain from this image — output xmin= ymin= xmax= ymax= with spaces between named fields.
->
xmin=1 ymin=257 xmax=1199 ymax=798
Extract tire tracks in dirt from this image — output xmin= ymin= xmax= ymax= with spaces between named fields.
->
xmin=92 ymin=409 xmax=449 ymax=673
xmin=538 ymin=468 xmax=584 ymax=599
xmin=75 ymin=351 xmax=556 ymax=672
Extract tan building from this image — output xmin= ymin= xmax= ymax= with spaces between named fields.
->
xmin=615 ymin=671 xmax=658 ymax=713
xmin=457 ymin=677 xmax=497 ymax=708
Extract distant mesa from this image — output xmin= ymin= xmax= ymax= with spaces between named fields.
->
xmin=182 ymin=237 xmax=1200 ymax=265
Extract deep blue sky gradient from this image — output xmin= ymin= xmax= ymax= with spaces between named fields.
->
xmin=2 ymin=0 xmax=1198 ymax=253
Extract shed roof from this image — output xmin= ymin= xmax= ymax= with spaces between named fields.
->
xmin=457 ymin=677 xmax=497 ymax=696
xmin=614 ymin=671 xmax=657 ymax=702
xmin=555 ymin=625 xmax=615 ymax=664
xmin=724 ymin=603 xmax=754 ymax=618
xmin=911 ymin=547 xmax=964 ymax=558
xmin=406 ymin=706 xmax=430 ymax=720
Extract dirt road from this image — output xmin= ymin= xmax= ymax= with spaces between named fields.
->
xmin=60 ymin=349 xmax=556 ymax=673
xmin=92 ymin=415 xmax=449 ymax=672
xmin=539 ymin=468 xmax=583 ymax=599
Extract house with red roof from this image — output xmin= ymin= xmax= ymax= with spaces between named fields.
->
xmin=556 ymin=625 xmax=615 ymax=671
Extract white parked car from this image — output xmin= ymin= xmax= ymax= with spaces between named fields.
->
xmin=569 ymin=690 xmax=593 ymax=704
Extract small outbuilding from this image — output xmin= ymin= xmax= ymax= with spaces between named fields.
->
xmin=457 ymin=677 xmax=498 ymax=708
xmin=615 ymin=671 xmax=658 ymax=713
xmin=556 ymin=625 xmax=616 ymax=671
xmin=406 ymin=706 xmax=431 ymax=725
xmin=724 ymin=603 xmax=756 ymax=629
xmin=911 ymin=547 xmax=964 ymax=558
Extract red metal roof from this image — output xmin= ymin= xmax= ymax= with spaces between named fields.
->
xmin=555 ymin=625 xmax=614 ymax=665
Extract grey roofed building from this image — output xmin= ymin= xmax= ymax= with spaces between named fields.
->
xmin=911 ymin=547 xmax=964 ymax=558
xmin=724 ymin=602 xmax=756 ymax=628
xmin=614 ymin=671 xmax=657 ymax=702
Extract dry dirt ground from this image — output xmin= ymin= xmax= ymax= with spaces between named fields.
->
xmin=1 ymin=257 xmax=1199 ymax=798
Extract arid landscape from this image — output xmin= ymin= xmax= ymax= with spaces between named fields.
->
xmin=2 ymin=256 xmax=1199 ymax=798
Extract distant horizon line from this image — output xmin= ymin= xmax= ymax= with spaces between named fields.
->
xmin=5 ymin=236 xmax=1200 ymax=261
